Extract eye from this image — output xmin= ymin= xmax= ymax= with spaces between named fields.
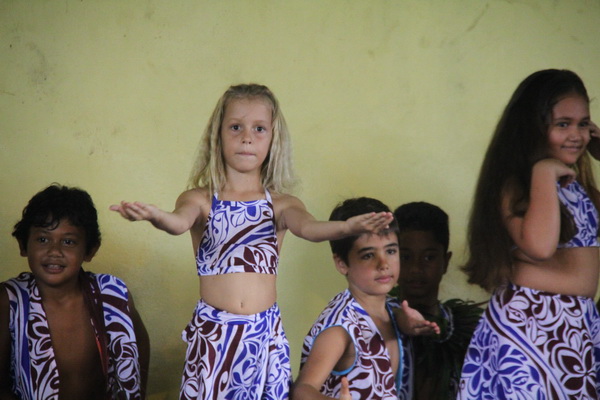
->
xmin=36 ymin=236 xmax=48 ymax=244
xmin=361 ymin=253 xmax=374 ymax=260
xmin=556 ymin=122 xmax=569 ymax=128
xmin=399 ymin=253 xmax=410 ymax=262
xmin=231 ymin=124 xmax=241 ymax=131
xmin=63 ymin=239 xmax=76 ymax=246
xmin=386 ymin=248 xmax=398 ymax=255
xmin=579 ymin=121 xmax=590 ymax=128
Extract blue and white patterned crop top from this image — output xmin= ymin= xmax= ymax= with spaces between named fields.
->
xmin=557 ymin=181 xmax=599 ymax=248
xmin=196 ymin=190 xmax=279 ymax=276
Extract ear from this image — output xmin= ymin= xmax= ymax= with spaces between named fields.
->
xmin=443 ymin=251 xmax=452 ymax=274
xmin=84 ymin=245 xmax=100 ymax=262
xmin=18 ymin=241 xmax=28 ymax=257
xmin=333 ymin=254 xmax=349 ymax=277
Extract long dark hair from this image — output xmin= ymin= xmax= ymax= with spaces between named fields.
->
xmin=462 ymin=69 xmax=599 ymax=292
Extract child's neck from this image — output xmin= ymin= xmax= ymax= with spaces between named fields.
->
xmin=38 ymin=280 xmax=83 ymax=306
xmin=221 ymin=173 xmax=265 ymax=200
xmin=350 ymin=289 xmax=389 ymax=320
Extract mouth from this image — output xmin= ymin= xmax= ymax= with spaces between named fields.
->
xmin=42 ymin=263 xmax=66 ymax=273
xmin=376 ymin=275 xmax=394 ymax=284
xmin=405 ymin=280 xmax=427 ymax=288
xmin=562 ymin=145 xmax=583 ymax=152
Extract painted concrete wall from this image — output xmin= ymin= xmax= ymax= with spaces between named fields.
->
xmin=1 ymin=1 xmax=599 ymax=398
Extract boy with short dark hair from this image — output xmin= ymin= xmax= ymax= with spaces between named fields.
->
xmin=294 ymin=197 xmax=437 ymax=400
xmin=391 ymin=201 xmax=483 ymax=400
xmin=0 ymin=184 xmax=149 ymax=400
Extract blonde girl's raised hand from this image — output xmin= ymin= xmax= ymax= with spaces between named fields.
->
xmin=110 ymin=201 xmax=160 ymax=222
xmin=110 ymin=189 xmax=207 ymax=235
xmin=278 ymin=195 xmax=394 ymax=242
xmin=345 ymin=211 xmax=394 ymax=234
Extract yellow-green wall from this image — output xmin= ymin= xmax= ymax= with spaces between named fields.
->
xmin=2 ymin=1 xmax=600 ymax=398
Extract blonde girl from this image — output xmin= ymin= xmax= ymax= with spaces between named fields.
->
xmin=111 ymin=84 xmax=392 ymax=400
xmin=458 ymin=70 xmax=600 ymax=399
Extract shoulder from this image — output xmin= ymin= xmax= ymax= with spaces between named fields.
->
xmin=270 ymin=192 xmax=303 ymax=208
xmin=310 ymin=291 xmax=356 ymax=332
xmin=177 ymin=187 xmax=212 ymax=206
xmin=89 ymin=272 xmax=129 ymax=298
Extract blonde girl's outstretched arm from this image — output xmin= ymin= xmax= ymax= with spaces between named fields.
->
xmin=278 ymin=195 xmax=394 ymax=242
xmin=503 ymin=158 xmax=576 ymax=261
xmin=110 ymin=189 xmax=207 ymax=235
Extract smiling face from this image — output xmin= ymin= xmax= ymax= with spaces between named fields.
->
xmin=22 ymin=218 xmax=96 ymax=290
xmin=335 ymin=232 xmax=400 ymax=299
xmin=546 ymin=95 xmax=590 ymax=165
xmin=220 ymin=98 xmax=274 ymax=176
xmin=398 ymin=230 xmax=450 ymax=304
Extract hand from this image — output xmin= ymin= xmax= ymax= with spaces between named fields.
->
xmin=345 ymin=212 xmax=394 ymax=235
xmin=109 ymin=201 xmax=160 ymax=222
xmin=339 ymin=376 xmax=351 ymax=400
xmin=394 ymin=300 xmax=440 ymax=336
xmin=533 ymin=158 xmax=576 ymax=187
xmin=588 ymin=121 xmax=600 ymax=161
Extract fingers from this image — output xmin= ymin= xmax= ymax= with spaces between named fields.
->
xmin=364 ymin=211 xmax=394 ymax=231
xmin=339 ymin=376 xmax=351 ymax=400
xmin=109 ymin=201 xmax=152 ymax=221
xmin=590 ymin=121 xmax=599 ymax=138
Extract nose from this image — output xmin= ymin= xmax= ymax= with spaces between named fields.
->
xmin=241 ymin=129 xmax=252 ymax=144
xmin=47 ymin=241 xmax=62 ymax=256
xmin=571 ymin=125 xmax=588 ymax=141
xmin=377 ymin=252 xmax=390 ymax=270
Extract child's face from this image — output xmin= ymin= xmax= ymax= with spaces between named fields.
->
xmin=22 ymin=218 xmax=94 ymax=289
xmin=221 ymin=98 xmax=273 ymax=175
xmin=546 ymin=95 xmax=590 ymax=165
xmin=335 ymin=232 xmax=400 ymax=297
xmin=398 ymin=230 xmax=450 ymax=301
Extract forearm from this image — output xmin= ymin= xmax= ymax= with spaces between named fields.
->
xmin=148 ymin=209 xmax=192 ymax=235
xmin=296 ymin=220 xmax=350 ymax=242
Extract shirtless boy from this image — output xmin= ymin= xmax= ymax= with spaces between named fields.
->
xmin=0 ymin=184 xmax=149 ymax=399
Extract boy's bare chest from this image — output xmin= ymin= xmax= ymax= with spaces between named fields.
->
xmin=44 ymin=299 xmax=106 ymax=398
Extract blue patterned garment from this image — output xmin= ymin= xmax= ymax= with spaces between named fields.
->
xmin=196 ymin=190 xmax=278 ymax=276
xmin=180 ymin=300 xmax=291 ymax=400
xmin=300 ymin=290 xmax=413 ymax=400
xmin=557 ymin=181 xmax=599 ymax=248
xmin=458 ymin=284 xmax=600 ymax=400
xmin=5 ymin=272 xmax=143 ymax=400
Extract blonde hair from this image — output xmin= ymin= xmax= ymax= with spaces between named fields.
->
xmin=188 ymin=84 xmax=296 ymax=194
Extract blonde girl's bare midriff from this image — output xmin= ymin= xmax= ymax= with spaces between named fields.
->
xmin=199 ymin=273 xmax=277 ymax=315
xmin=512 ymin=246 xmax=600 ymax=297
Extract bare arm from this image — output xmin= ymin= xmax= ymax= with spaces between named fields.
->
xmin=110 ymin=189 xmax=207 ymax=235
xmin=128 ymin=293 xmax=149 ymax=399
xmin=278 ymin=195 xmax=393 ymax=242
xmin=503 ymin=159 xmax=576 ymax=261
xmin=293 ymin=327 xmax=352 ymax=400
xmin=0 ymin=285 xmax=19 ymax=400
